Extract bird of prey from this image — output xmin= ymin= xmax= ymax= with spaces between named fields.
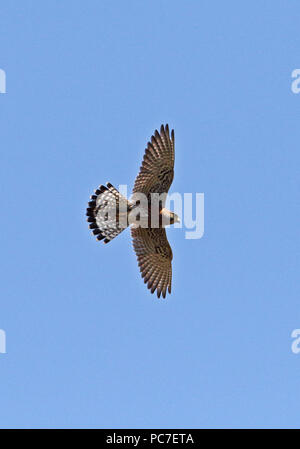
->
xmin=86 ymin=124 xmax=179 ymax=298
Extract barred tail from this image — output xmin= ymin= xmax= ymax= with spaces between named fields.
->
xmin=86 ymin=182 xmax=131 ymax=244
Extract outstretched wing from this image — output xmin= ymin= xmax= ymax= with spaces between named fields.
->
xmin=133 ymin=124 xmax=175 ymax=203
xmin=131 ymin=227 xmax=173 ymax=298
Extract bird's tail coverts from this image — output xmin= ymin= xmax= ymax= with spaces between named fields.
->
xmin=86 ymin=182 xmax=131 ymax=244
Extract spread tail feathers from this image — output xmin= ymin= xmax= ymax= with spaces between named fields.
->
xmin=86 ymin=183 xmax=132 ymax=244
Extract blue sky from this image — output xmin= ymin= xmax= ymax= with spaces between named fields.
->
xmin=0 ymin=1 xmax=300 ymax=429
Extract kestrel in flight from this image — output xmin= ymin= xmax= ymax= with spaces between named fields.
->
xmin=86 ymin=124 xmax=179 ymax=298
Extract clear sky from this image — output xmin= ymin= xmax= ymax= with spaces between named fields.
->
xmin=0 ymin=1 xmax=300 ymax=429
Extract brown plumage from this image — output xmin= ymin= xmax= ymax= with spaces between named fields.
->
xmin=86 ymin=124 xmax=178 ymax=299
xmin=131 ymin=227 xmax=173 ymax=298
xmin=133 ymin=125 xmax=175 ymax=197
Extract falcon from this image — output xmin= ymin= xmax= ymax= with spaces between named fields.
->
xmin=86 ymin=124 xmax=179 ymax=298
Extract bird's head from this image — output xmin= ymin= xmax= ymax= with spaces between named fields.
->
xmin=161 ymin=208 xmax=180 ymax=225
xmin=169 ymin=211 xmax=180 ymax=225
